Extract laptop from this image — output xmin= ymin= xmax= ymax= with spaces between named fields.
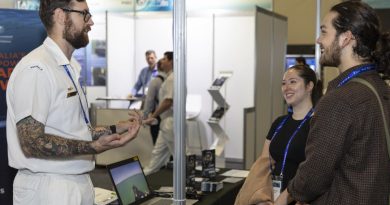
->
xmin=106 ymin=156 xmax=197 ymax=205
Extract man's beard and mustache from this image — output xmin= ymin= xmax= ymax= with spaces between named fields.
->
xmin=63 ymin=17 xmax=90 ymax=49
xmin=320 ymin=36 xmax=342 ymax=67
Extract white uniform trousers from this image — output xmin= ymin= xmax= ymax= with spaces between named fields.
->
xmin=13 ymin=169 xmax=94 ymax=205
xmin=144 ymin=117 xmax=174 ymax=175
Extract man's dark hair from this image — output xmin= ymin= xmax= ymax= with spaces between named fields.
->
xmin=157 ymin=59 xmax=163 ymax=71
xmin=295 ymin=57 xmax=307 ymax=65
xmin=164 ymin=51 xmax=173 ymax=61
xmin=39 ymin=0 xmax=85 ymax=31
xmin=331 ymin=1 xmax=390 ymax=77
xmin=145 ymin=50 xmax=156 ymax=56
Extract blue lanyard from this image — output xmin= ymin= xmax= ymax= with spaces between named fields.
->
xmin=63 ymin=65 xmax=91 ymax=129
xmin=269 ymin=108 xmax=314 ymax=178
xmin=152 ymin=69 xmax=158 ymax=77
xmin=337 ymin=64 xmax=375 ymax=87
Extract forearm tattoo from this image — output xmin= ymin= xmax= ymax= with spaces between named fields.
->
xmin=91 ymin=126 xmax=112 ymax=140
xmin=16 ymin=116 xmax=96 ymax=158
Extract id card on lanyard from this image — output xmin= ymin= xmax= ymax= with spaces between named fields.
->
xmin=269 ymin=108 xmax=313 ymax=200
xmin=272 ymin=175 xmax=283 ymax=200
xmin=63 ymin=65 xmax=92 ymax=132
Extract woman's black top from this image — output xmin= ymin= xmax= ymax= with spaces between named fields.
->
xmin=266 ymin=114 xmax=311 ymax=191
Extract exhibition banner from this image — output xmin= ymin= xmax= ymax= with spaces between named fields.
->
xmin=187 ymin=0 xmax=272 ymax=11
xmin=6 ymin=0 xmax=271 ymax=12
xmin=88 ymin=0 xmax=134 ymax=12
xmin=88 ymin=0 xmax=173 ymax=12
xmin=16 ymin=0 xmax=39 ymax=10
xmin=0 ymin=9 xmax=46 ymax=203
xmin=89 ymin=0 xmax=265 ymax=12
xmin=136 ymin=0 xmax=173 ymax=12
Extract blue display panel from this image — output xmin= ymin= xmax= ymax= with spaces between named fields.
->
xmin=285 ymin=55 xmax=316 ymax=70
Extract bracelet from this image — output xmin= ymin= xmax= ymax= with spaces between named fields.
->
xmin=110 ymin=125 xmax=117 ymax=134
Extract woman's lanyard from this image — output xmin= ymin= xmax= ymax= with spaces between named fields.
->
xmin=269 ymin=108 xmax=314 ymax=179
xmin=337 ymin=64 xmax=376 ymax=87
xmin=63 ymin=65 xmax=92 ymax=131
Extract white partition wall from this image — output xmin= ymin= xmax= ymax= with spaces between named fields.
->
xmin=134 ymin=13 xmax=173 ymax=73
xmin=107 ymin=12 xmax=135 ymax=108
xmin=186 ymin=15 xmax=214 ymax=147
xmin=214 ymin=13 xmax=256 ymax=160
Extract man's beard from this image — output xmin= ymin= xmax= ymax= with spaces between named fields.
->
xmin=63 ymin=18 xmax=89 ymax=49
xmin=320 ymin=36 xmax=342 ymax=67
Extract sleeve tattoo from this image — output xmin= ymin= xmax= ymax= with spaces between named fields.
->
xmin=16 ymin=116 xmax=97 ymax=158
xmin=90 ymin=126 xmax=112 ymax=140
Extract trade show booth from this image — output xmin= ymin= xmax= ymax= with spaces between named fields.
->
xmin=102 ymin=6 xmax=287 ymax=163
xmin=0 ymin=1 xmax=286 ymax=203
xmin=0 ymin=0 xmax=287 ymax=177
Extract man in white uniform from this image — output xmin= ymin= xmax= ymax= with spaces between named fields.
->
xmin=143 ymin=51 xmax=174 ymax=175
xmin=6 ymin=0 xmax=141 ymax=204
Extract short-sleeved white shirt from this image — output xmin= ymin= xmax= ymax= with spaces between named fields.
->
xmin=158 ymin=71 xmax=174 ymax=120
xmin=6 ymin=37 xmax=94 ymax=174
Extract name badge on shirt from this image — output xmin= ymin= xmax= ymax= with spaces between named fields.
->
xmin=272 ymin=176 xmax=282 ymax=200
xmin=67 ymin=91 xmax=77 ymax=98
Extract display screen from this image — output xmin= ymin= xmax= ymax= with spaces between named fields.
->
xmin=107 ymin=157 xmax=151 ymax=205
xmin=285 ymin=55 xmax=316 ymax=70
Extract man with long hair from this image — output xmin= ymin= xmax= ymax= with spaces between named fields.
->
xmin=276 ymin=2 xmax=390 ymax=205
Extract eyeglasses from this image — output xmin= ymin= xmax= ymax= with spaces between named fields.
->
xmin=61 ymin=8 xmax=92 ymax=23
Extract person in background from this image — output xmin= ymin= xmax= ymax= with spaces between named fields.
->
xmin=6 ymin=0 xmax=142 ymax=204
xmin=130 ymin=50 xmax=158 ymax=97
xmin=143 ymin=59 xmax=166 ymax=144
xmin=142 ymin=51 xmax=174 ymax=175
xmin=235 ymin=65 xmax=322 ymax=205
xmin=278 ymin=1 xmax=390 ymax=205
xmin=295 ymin=57 xmax=307 ymax=67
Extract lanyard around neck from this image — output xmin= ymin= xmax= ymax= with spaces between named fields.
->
xmin=152 ymin=69 xmax=158 ymax=77
xmin=269 ymin=108 xmax=314 ymax=178
xmin=337 ymin=64 xmax=376 ymax=87
xmin=63 ymin=65 xmax=90 ymax=127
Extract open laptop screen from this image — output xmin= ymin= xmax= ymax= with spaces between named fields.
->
xmin=107 ymin=156 xmax=152 ymax=205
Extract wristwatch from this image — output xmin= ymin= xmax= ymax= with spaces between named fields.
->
xmin=110 ymin=125 xmax=116 ymax=134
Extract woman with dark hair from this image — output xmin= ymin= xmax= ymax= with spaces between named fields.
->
xmin=235 ymin=65 xmax=322 ymax=205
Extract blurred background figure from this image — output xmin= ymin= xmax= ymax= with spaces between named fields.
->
xmin=143 ymin=59 xmax=166 ymax=144
xmin=295 ymin=56 xmax=307 ymax=66
xmin=130 ymin=50 xmax=158 ymax=98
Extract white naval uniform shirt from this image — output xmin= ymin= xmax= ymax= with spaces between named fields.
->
xmin=158 ymin=70 xmax=173 ymax=121
xmin=157 ymin=71 xmax=174 ymax=137
xmin=6 ymin=37 xmax=94 ymax=174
